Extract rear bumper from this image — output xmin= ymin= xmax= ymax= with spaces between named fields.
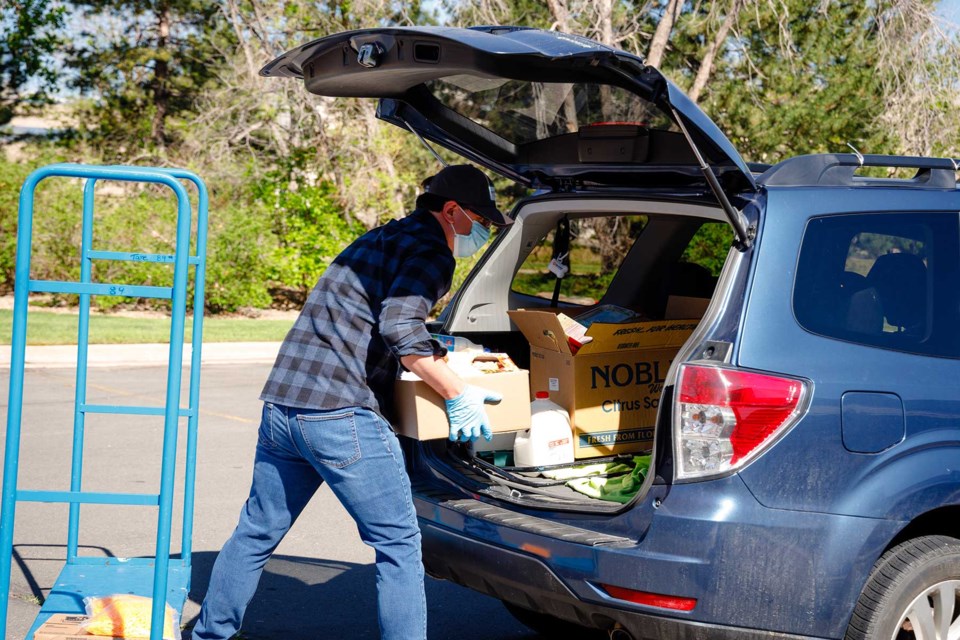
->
xmin=413 ymin=473 xmax=903 ymax=639
xmin=420 ymin=520 xmax=820 ymax=640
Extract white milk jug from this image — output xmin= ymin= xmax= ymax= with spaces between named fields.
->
xmin=513 ymin=391 xmax=574 ymax=467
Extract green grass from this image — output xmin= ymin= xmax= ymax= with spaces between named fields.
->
xmin=0 ymin=309 xmax=293 ymax=345
xmin=512 ymin=271 xmax=614 ymax=303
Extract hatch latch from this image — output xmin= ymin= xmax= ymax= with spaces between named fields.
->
xmin=357 ymin=42 xmax=385 ymax=68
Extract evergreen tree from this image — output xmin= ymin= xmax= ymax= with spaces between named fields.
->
xmin=666 ymin=0 xmax=943 ymax=162
xmin=0 ymin=0 xmax=66 ymax=125
xmin=67 ymin=0 xmax=228 ymax=152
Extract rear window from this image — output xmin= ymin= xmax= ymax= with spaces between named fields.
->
xmin=512 ymin=215 xmax=647 ymax=305
xmin=793 ymin=212 xmax=960 ymax=357
xmin=511 ymin=216 xmax=728 ymax=313
xmin=426 ymin=76 xmax=675 ymax=146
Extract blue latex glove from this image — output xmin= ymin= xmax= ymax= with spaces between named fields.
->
xmin=444 ymin=385 xmax=503 ymax=442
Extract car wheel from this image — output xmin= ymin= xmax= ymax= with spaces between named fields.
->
xmin=502 ymin=602 xmax=606 ymax=638
xmin=846 ymin=535 xmax=960 ymax=640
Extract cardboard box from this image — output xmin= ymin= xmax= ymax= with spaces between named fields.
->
xmin=665 ymin=295 xmax=710 ymax=320
xmin=34 ymin=614 xmax=123 ymax=640
xmin=508 ymin=309 xmax=697 ymax=458
xmin=394 ymin=369 xmax=531 ymax=439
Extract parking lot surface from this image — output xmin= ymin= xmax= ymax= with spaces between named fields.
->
xmin=0 ymin=362 xmax=542 ymax=639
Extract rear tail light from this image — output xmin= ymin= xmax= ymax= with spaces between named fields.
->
xmin=674 ymin=364 xmax=808 ymax=481
xmin=600 ymin=584 xmax=697 ymax=611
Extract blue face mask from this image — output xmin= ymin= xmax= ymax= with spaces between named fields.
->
xmin=451 ymin=208 xmax=491 ymax=258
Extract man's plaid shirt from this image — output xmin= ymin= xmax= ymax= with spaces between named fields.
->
xmin=260 ymin=209 xmax=455 ymax=417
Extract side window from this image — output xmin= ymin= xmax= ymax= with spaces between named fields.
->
xmin=643 ymin=220 xmax=730 ymax=318
xmin=793 ymin=212 xmax=960 ymax=357
xmin=680 ymin=221 xmax=734 ymax=277
xmin=511 ymin=215 xmax=647 ymax=305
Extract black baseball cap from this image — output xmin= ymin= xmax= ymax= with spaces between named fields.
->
xmin=419 ymin=165 xmax=510 ymax=226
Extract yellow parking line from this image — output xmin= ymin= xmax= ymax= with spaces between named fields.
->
xmin=37 ymin=370 xmax=255 ymax=424
xmin=198 ymin=409 xmax=256 ymax=424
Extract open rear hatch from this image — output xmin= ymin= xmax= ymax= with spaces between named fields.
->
xmin=263 ymin=26 xmax=756 ymax=512
xmin=261 ymin=26 xmax=756 ymax=245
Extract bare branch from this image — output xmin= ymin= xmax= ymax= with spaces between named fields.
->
xmin=873 ymin=0 xmax=960 ymax=156
xmin=689 ymin=0 xmax=744 ymax=103
xmin=545 ymin=0 xmax=570 ymax=32
xmin=647 ymin=0 xmax=682 ymax=68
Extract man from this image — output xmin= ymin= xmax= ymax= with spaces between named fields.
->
xmin=192 ymin=164 xmax=510 ymax=640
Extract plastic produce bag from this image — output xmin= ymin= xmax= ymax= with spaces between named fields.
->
xmin=563 ymin=455 xmax=651 ymax=504
xmin=540 ymin=461 xmax=633 ymax=480
xmin=81 ymin=594 xmax=181 ymax=640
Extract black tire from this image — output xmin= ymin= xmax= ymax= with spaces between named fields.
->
xmin=502 ymin=602 xmax=606 ymax=638
xmin=846 ymin=535 xmax=960 ymax=640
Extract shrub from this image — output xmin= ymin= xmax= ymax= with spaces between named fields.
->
xmin=204 ymin=197 xmax=274 ymax=313
xmin=0 ymin=152 xmax=278 ymax=313
xmin=253 ymin=174 xmax=363 ymax=307
xmin=0 ymin=158 xmax=35 ymax=293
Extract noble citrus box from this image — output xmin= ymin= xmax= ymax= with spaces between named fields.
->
xmin=508 ymin=309 xmax=697 ymax=458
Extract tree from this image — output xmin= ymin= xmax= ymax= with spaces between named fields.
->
xmin=443 ymin=0 xmax=553 ymax=30
xmin=67 ymin=0 xmax=227 ymax=152
xmin=872 ymin=0 xmax=960 ymax=157
xmin=0 ymin=0 xmax=65 ymax=125
xmin=687 ymin=0 xmax=744 ymax=103
xmin=646 ymin=0 xmax=682 ymax=67
xmin=8 ymin=0 xmax=955 ymax=314
xmin=183 ymin=0 xmax=441 ymax=230
xmin=669 ymin=1 xmax=895 ymax=162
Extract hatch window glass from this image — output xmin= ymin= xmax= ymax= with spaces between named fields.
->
xmin=426 ymin=76 xmax=675 ymax=146
xmin=793 ymin=212 xmax=960 ymax=357
xmin=512 ymin=215 xmax=647 ymax=306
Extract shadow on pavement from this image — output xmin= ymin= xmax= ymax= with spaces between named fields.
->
xmin=184 ymin=551 xmax=547 ymax=640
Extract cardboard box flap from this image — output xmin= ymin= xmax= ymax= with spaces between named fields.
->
xmin=34 ymin=614 xmax=126 ymax=640
xmin=507 ymin=310 xmax=572 ymax=355
xmin=578 ymin=319 xmax=700 ymax=353
xmin=665 ymin=295 xmax=710 ymax=320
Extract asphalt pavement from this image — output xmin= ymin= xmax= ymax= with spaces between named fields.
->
xmin=0 ymin=355 xmax=543 ymax=639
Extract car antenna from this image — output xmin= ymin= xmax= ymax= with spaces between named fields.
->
xmin=400 ymin=116 xmax=448 ymax=168
xmin=846 ymin=142 xmax=865 ymax=166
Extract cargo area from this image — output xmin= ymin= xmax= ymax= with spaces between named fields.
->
xmin=417 ymin=311 xmax=701 ymax=512
xmin=407 ymin=196 xmax=739 ymax=512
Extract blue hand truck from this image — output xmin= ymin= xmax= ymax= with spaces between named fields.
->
xmin=0 ymin=164 xmax=209 ymax=640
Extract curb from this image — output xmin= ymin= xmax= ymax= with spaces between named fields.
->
xmin=0 ymin=342 xmax=282 ymax=369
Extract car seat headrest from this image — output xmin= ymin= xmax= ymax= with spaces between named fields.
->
xmin=866 ymin=252 xmax=927 ymax=332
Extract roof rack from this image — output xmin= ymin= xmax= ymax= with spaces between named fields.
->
xmin=758 ymin=153 xmax=959 ymax=188
xmin=747 ymin=161 xmax=773 ymax=174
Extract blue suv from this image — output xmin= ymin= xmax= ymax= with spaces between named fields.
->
xmin=265 ymin=26 xmax=960 ymax=640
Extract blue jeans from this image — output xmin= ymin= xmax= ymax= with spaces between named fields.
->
xmin=192 ymin=403 xmax=426 ymax=640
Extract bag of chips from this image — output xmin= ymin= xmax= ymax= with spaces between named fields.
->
xmin=81 ymin=594 xmax=181 ymax=640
